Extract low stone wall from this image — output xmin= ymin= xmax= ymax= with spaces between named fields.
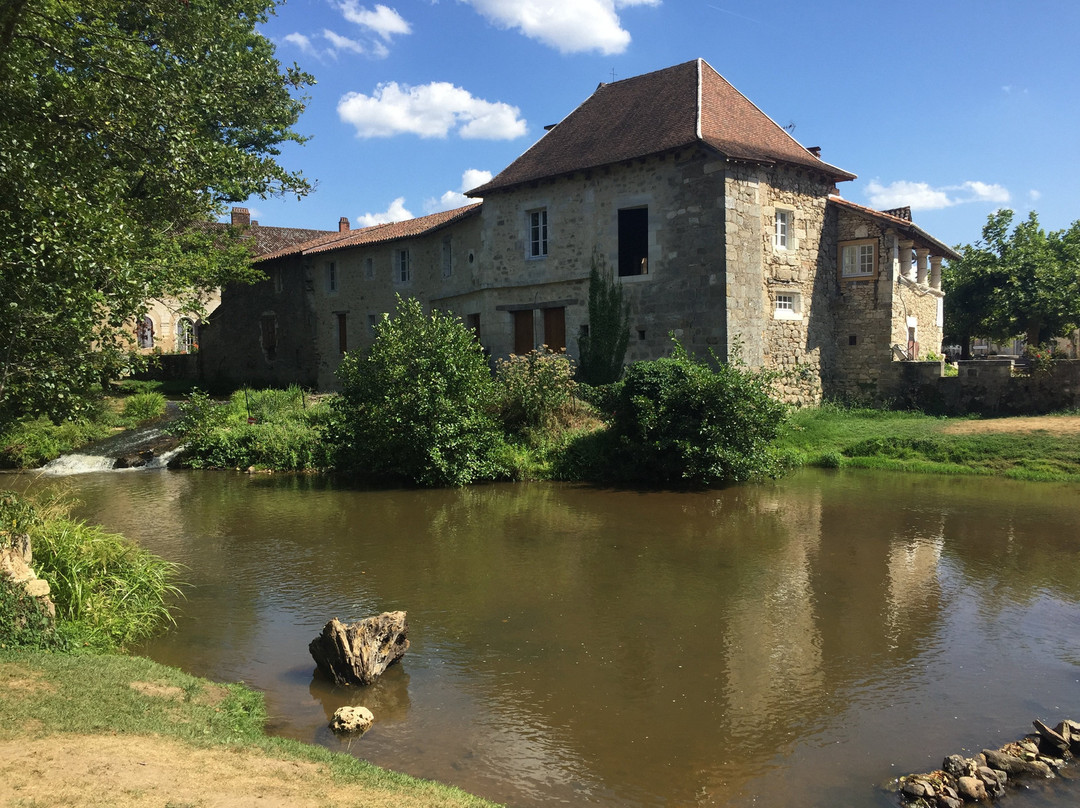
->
xmin=869 ymin=360 xmax=1080 ymax=415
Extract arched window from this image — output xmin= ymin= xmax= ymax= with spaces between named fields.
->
xmin=137 ymin=316 xmax=154 ymax=349
xmin=176 ymin=318 xmax=196 ymax=353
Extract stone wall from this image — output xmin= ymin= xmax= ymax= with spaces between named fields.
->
xmin=477 ymin=147 xmax=729 ymax=365
xmin=750 ymin=164 xmax=834 ymax=405
xmin=870 ymin=359 xmax=1080 ymax=414
xmin=824 ymin=206 xmax=945 ymax=401
xmin=200 ymin=255 xmax=319 ymax=390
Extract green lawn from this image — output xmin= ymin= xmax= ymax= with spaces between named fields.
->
xmin=775 ymin=405 xmax=1080 ymax=482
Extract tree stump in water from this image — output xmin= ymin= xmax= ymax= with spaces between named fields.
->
xmin=308 ymin=611 xmax=409 ymax=686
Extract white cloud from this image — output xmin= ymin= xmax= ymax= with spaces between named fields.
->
xmin=463 ymin=0 xmax=659 ymax=55
xmin=424 ymin=169 xmax=494 ymax=213
xmin=338 ymin=82 xmax=527 ymax=139
xmin=356 ymin=197 xmax=414 ymax=227
xmin=323 ymin=29 xmax=364 ymax=54
xmin=335 ymin=2 xmax=412 ymax=39
xmin=283 ymin=32 xmax=315 ymax=53
xmin=866 ymin=179 xmax=1010 ymax=211
xmin=1029 ymin=189 xmax=1042 ymax=201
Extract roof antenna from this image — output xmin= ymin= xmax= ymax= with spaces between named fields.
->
xmin=783 ymin=120 xmax=796 ymax=133
xmin=610 ymin=68 xmax=617 ymax=82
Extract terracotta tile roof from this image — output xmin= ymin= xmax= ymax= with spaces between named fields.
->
xmin=201 ymin=221 xmax=337 ymax=258
xmin=255 ymin=204 xmax=482 ymax=262
xmin=829 ymin=195 xmax=961 ymax=260
xmin=469 ymin=59 xmax=854 ymax=196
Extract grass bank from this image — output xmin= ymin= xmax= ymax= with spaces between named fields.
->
xmin=0 ymin=381 xmax=174 ymax=469
xmin=0 ymin=650 xmax=499 ymax=807
xmin=776 ymin=405 xmax=1080 ymax=482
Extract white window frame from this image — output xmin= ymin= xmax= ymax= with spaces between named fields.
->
xmin=773 ymin=291 xmax=803 ymax=321
xmin=395 ymin=248 xmax=411 ymax=283
xmin=840 ymin=239 xmax=877 ymax=279
xmin=527 ymin=208 xmax=548 ymax=259
xmin=773 ymin=209 xmax=791 ymax=250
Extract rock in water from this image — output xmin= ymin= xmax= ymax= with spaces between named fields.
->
xmin=309 ymin=612 xmax=409 ymax=686
xmin=330 ymin=706 xmax=374 ymax=734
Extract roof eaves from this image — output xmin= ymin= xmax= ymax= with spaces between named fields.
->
xmin=300 ymin=204 xmax=482 ymax=257
xmin=829 ymin=195 xmax=960 ymax=260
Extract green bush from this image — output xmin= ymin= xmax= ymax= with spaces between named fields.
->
xmin=602 ymin=341 xmax=788 ymax=485
xmin=333 ymin=297 xmax=506 ymax=487
xmin=172 ymin=387 xmax=330 ymax=471
xmin=495 ymin=348 xmax=577 ymax=435
xmin=121 ymin=391 xmax=167 ymax=423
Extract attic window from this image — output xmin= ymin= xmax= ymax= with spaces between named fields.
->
xmin=618 ymin=207 xmax=648 ymax=276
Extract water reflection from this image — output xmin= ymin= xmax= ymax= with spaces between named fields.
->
xmin=8 ymin=469 xmax=1080 ymax=807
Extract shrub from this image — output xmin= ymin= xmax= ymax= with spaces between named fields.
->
xmin=495 ymin=348 xmax=577 ymax=435
xmin=171 ymin=387 xmax=330 ymax=471
xmin=602 ymin=341 xmax=788 ymax=485
xmin=121 ymin=391 xmax=167 ymax=423
xmin=0 ymin=417 xmax=113 ymax=469
xmin=333 ymin=297 xmax=506 ymax=487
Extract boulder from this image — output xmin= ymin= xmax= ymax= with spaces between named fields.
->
xmin=956 ymin=776 xmax=986 ymax=801
xmin=982 ymin=748 xmax=1053 ymax=778
xmin=309 ymin=612 xmax=410 ymax=686
xmin=942 ymin=754 xmax=973 ymax=778
xmin=1034 ymin=719 xmax=1070 ymax=754
xmin=329 ymin=705 xmax=374 ymax=734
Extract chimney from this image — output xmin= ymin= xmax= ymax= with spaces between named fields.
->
xmin=231 ymin=207 xmax=251 ymax=227
xmin=807 ymin=146 xmax=821 ymax=158
xmin=339 ymin=217 xmax=350 ymax=233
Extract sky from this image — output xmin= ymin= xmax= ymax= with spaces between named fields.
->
xmin=236 ymin=0 xmax=1080 ymax=249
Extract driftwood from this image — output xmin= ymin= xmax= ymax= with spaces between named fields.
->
xmin=308 ymin=611 xmax=409 ymax=686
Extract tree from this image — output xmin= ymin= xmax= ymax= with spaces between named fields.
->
xmin=0 ymin=0 xmax=312 ymax=422
xmin=333 ymin=297 xmax=506 ymax=487
xmin=944 ymin=210 xmax=1080 ymax=356
xmin=577 ymin=255 xmax=630 ymax=386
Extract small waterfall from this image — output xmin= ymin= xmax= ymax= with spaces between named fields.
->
xmin=40 ymin=405 xmax=184 ymax=476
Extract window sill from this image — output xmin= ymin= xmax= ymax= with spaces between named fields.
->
xmin=773 ymin=310 xmax=803 ymax=321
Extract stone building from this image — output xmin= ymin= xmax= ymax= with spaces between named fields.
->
xmin=201 ymin=59 xmax=959 ymax=402
xmin=134 ymin=207 xmax=335 ymax=356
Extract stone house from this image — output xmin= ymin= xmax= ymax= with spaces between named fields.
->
xmin=201 ymin=59 xmax=959 ymax=402
xmin=134 ymin=207 xmax=335 ymax=356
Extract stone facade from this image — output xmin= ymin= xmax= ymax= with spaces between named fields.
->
xmin=199 ymin=60 xmax=958 ymax=404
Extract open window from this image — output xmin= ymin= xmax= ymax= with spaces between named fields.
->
xmin=618 ymin=207 xmax=648 ymax=276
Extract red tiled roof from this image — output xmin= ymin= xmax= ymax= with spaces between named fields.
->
xmin=828 ymin=195 xmax=961 ymax=260
xmin=201 ymin=221 xmax=337 ymax=258
xmin=256 ymin=204 xmax=482 ymax=262
xmin=469 ymin=59 xmax=854 ymax=196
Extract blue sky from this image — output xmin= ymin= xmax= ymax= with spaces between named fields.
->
xmin=239 ymin=0 xmax=1079 ymax=249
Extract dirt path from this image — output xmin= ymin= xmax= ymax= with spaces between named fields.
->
xmin=0 ymin=734 xmax=471 ymax=808
xmin=941 ymin=415 xmax=1080 ymax=435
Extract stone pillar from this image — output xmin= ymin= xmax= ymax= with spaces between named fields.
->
xmin=899 ymin=240 xmax=916 ymax=282
xmin=930 ymin=256 xmax=942 ymax=290
xmin=915 ymin=248 xmax=929 ymax=285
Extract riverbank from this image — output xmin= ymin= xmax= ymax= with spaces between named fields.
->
xmin=0 ymin=649 xmax=500 ymax=807
xmin=777 ymin=406 xmax=1080 ymax=482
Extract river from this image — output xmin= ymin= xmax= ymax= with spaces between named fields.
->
xmin=8 ymin=468 xmax=1080 ymax=806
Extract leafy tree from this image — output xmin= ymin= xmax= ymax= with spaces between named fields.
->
xmin=0 ymin=0 xmax=312 ymax=422
xmin=333 ymin=297 xmax=506 ymax=487
xmin=577 ymin=256 xmax=630 ymax=385
xmin=944 ymin=210 xmax=1080 ymax=355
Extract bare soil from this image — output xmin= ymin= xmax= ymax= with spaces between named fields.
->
xmin=942 ymin=415 xmax=1080 ymax=435
xmin=0 ymin=734 xmax=472 ymax=808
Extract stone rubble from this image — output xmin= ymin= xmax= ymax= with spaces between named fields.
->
xmin=895 ymin=718 xmax=1080 ymax=807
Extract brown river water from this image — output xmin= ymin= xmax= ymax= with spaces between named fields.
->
xmin=10 ymin=468 xmax=1080 ymax=807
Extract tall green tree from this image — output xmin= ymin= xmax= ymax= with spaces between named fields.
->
xmin=944 ymin=210 xmax=1080 ymax=356
xmin=0 ymin=0 xmax=312 ymax=421
xmin=577 ymin=255 xmax=630 ymax=386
